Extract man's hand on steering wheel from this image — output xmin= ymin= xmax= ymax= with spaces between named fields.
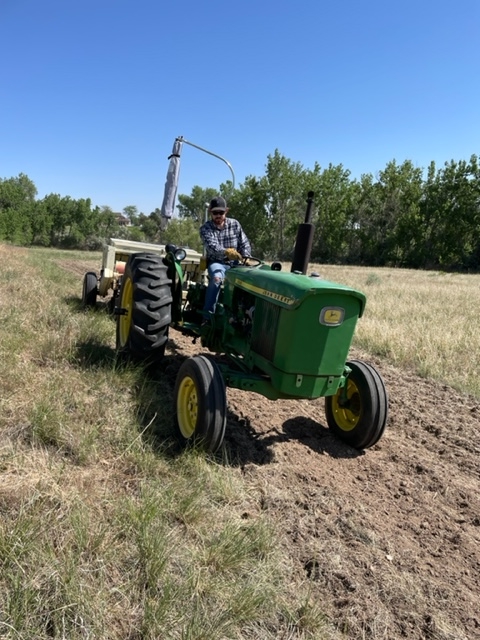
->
xmin=225 ymin=247 xmax=242 ymax=261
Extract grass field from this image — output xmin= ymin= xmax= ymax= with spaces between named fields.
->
xmin=0 ymin=244 xmax=478 ymax=639
xmin=309 ymin=262 xmax=480 ymax=398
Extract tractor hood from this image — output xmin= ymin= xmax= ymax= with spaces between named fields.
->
xmin=227 ymin=266 xmax=366 ymax=317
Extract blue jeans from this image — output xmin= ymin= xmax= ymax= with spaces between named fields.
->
xmin=204 ymin=262 xmax=231 ymax=313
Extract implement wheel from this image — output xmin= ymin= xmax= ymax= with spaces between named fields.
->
xmin=82 ymin=271 xmax=98 ymax=308
xmin=325 ymin=360 xmax=388 ymax=449
xmin=116 ymin=253 xmax=172 ymax=362
xmin=174 ymin=355 xmax=227 ymax=453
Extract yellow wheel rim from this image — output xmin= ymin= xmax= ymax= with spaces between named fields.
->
xmin=177 ymin=376 xmax=198 ymax=438
xmin=118 ymin=277 xmax=133 ymax=347
xmin=331 ymin=378 xmax=362 ymax=431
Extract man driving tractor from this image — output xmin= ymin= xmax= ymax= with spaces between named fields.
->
xmin=199 ymin=196 xmax=251 ymax=313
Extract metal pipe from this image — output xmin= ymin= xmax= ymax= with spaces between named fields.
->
xmin=304 ymin=190 xmax=314 ymax=223
xmin=176 ymin=136 xmax=236 ymax=189
xmin=291 ymin=192 xmax=315 ymax=275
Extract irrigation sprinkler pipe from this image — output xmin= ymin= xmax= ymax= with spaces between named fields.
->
xmin=176 ymin=136 xmax=236 ymax=190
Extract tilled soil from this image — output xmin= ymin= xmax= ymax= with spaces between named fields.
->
xmin=70 ymin=259 xmax=480 ymax=639
xmin=167 ymin=331 xmax=480 ymax=640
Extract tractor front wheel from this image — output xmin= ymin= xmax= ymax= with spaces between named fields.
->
xmin=174 ymin=355 xmax=227 ymax=453
xmin=82 ymin=272 xmax=98 ymax=308
xmin=325 ymin=360 xmax=388 ymax=449
xmin=116 ymin=253 xmax=172 ymax=362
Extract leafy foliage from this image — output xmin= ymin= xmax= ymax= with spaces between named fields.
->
xmin=2 ymin=151 xmax=480 ymax=269
xmin=177 ymin=186 xmax=219 ymax=222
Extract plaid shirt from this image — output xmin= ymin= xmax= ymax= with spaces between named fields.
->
xmin=200 ymin=218 xmax=252 ymax=264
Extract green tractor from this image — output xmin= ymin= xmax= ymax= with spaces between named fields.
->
xmin=113 ymin=193 xmax=388 ymax=454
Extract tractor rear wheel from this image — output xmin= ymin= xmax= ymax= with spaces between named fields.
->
xmin=325 ymin=360 xmax=388 ymax=449
xmin=116 ymin=253 xmax=172 ymax=362
xmin=82 ymin=271 xmax=98 ymax=308
xmin=174 ymin=355 xmax=227 ymax=453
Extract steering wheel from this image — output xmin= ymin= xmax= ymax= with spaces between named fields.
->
xmin=238 ymin=255 xmax=262 ymax=267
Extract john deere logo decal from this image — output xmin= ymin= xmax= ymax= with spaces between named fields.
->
xmin=235 ymin=279 xmax=296 ymax=306
xmin=319 ymin=307 xmax=345 ymax=326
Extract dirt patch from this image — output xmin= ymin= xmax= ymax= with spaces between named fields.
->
xmin=164 ymin=330 xmax=480 ymax=639
xmin=61 ymin=258 xmax=480 ymax=639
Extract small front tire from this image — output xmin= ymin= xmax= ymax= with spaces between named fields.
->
xmin=174 ymin=355 xmax=227 ymax=453
xmin=325 ymin=360 xmax=388 ymax=449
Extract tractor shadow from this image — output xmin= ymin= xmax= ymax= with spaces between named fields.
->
xmin=223 ymin=415 xmax=364 ymax=467
xmin=165 ymin=337 xmax=363 ymax=465
xmin=72 ymin=334 xmax=362 ymax=465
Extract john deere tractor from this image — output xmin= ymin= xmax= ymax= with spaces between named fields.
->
xmin=111 ymin=192 xmax=388 ymax=454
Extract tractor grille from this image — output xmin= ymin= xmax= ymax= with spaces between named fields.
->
xmin=251 ymin=299 xmax=279 ymax=361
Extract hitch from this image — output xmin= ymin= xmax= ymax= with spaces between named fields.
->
xmin=114 ymin=307 xmax=128 ymax=316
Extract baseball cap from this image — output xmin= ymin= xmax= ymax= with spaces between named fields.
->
xmin=210 ymin=196 xmax=227 ymax=212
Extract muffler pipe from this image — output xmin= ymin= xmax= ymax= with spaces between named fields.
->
xmin=291 ymin=191 xmax=315 ymax=274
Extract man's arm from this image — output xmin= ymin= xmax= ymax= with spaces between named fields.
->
xmin=200 ymin=224 xmax=228 ymax=261
xmin=237 ymin=223 xmax=252 ymax=257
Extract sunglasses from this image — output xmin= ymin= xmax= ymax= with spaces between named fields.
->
xmin=212 ymin=211 xmax=226 ymax=216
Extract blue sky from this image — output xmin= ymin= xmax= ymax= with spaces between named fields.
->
xmin=1 ymin=0 xmax=478 ymax=215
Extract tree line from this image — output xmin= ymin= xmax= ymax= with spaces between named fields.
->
xmin=1 ymin=151 xmax=479 ymax=270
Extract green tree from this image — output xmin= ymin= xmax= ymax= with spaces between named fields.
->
xmin=40 ymin=194 xmax=71 ymax=245
xmin=228 ymin=151 xmax=306 ymax=260
xmin=345 ymin=161 xmax=425 ymax=266
xmin=124 ymin=226 xmax=145 ymax=242
xmin=263 ymin=150 xmax=305 ymax=259
xmin=305 ymin=162 xmax=353 ymax=263
xmin=162 ymin=218 xmax=203 ymax=252
xmin=421 ymin=155 xmax=480 ymax=269
xmin=65 ymin=198 xmax=101 ymax=248
xmin=177 ymin=186 xmax=220 ymax=222
xmin=0 ymin=173 xmax=37 ymax=208
xmin=0 ymin=173 xmax=37 ymax=244
xmin=346 ymin=173 xmax=382 ymax=264
xmin=377 ymin=160 xmax=425 ymax=266
xmin=97 ymin=206 xmax=119 ymax=240
xmin=30 ymin=199 xmax=53 ymax=246
xmin=137 ymin=209 xmax=163 ymax=242
xmin=227 ymin=176 xmax=270 ymax=258
xmin=123 ymin=205 xmax=139 ymax=225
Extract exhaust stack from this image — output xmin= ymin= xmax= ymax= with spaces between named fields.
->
xmin=291 ymin=191 xmax=315 ymax=274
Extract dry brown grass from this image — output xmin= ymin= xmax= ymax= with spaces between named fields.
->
xmin=0 ymin=245 xmax=335 ymax=639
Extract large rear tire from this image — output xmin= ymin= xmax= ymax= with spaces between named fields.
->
xmin=174 ymin=355 xmax=227 ymax=453
xmin=325 ymin=360 xmax=388 ymax=449
xmin=116 ymin=253 xmax=172 ymax=362
xmin=82 ymin=272 xmax=98 ymax=308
